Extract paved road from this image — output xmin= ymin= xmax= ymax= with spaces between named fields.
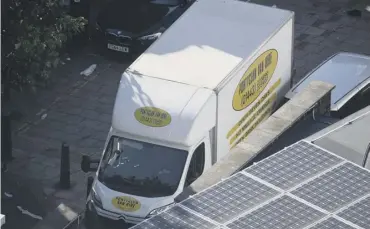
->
xmin=1 ymin=174 xmax=51 ymax=229
xmin=70 ymin=218 xmax=132 ymax=229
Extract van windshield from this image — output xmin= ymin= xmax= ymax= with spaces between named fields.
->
xmin=97 ymin=136 xmax=188 ymax=198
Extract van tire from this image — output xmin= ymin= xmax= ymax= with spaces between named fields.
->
xmin=84 ymin=206 xmax=95 ymax=229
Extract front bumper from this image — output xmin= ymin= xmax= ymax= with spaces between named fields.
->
xmin=93 ymin=29 xmax=156 ymax=56
xmin=85 ymin=200 xmax=144 ymax=228
xmin=105 ymin=39 xmax=149 ymax=56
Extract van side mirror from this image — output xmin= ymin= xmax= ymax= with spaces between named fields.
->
xmin=113 ymin=150 xmax=121 ymax=155
xmin=81 ymin=155 xmax=100 ymax=173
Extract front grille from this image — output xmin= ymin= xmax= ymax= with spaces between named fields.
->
xmin=106 ymin=32 xmax=132 ymax=45
xmin=117 ymin=36 xmax=132 ymax=44
xmin=95 ymin=206 xmax=144 ymax=224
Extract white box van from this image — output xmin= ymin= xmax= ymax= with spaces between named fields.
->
xmin=81 ymin=0 xmax=294 ymax=227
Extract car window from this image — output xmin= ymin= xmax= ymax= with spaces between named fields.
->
xmin=102 ymin=138 xmax=114 ymax=163
xmin=150 ymin=0 xmax=183 ymax=6
xmin=185 ymin=143 xmax=205 ymax=186
xmin=360 ymin=82 xmax=370 ymax=97
xmin=334 ymin=82 xmax=370 ymax=119
xmin=292 ymin=54 xmax=370 ymax=107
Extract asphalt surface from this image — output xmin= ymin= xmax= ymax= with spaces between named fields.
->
xmin=1 ymin=173 xmax=51 ymax=229
xmin=70 ymin=216 xmax=133 ymax=229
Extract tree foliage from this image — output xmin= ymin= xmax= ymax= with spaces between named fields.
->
xmin=1 ymin=0 xmax=87 ymax=91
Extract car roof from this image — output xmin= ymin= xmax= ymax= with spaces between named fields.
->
xmin=287 ymin=52 xmax=370 ymax=111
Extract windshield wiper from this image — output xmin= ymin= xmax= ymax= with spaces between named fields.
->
xmin=121 ymin=177 xmax=137 ymax=185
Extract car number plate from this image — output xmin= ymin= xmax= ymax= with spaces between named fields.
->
xmin=107 ymin=43 xmax=129 ymax=53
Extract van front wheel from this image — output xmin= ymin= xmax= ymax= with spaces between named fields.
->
xmin=84 ymin=203 xmax=97 ymax=229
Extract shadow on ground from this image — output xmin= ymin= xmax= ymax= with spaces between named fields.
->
xmin=1 ymin=173 xmax=55 ymax=229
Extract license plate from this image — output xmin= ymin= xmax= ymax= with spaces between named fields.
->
xmin=107 ymin=43 xmax=129 ymax=53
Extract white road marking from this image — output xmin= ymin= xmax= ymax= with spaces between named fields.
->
xmin=16 ymin=206 xmax=43 ymax=220
xmin=80 ymin=64 xmax=97 ymax=76
xmin=4 ymin=192 xmax=13 ymax=198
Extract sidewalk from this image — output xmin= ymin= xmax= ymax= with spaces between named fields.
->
xmin=6 ymin=46 xmax=129 ymax=228
xmin=4 ymin=0 xmax=370 ymax=229
xmin=1 ymin=173 xmax=53 ymax=229
xmin=266 ymin=0 xmax=370 ymax=84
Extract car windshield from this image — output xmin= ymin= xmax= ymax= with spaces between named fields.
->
xmin=150 ymin=0 xmax=183 ymax=6
xmin=98 ymin=0 xmax=176 ymax=33
xmin=98 ymin=136 xmax=188 ymax=198
xmin=292 ymin=54 xmax=370 ymax=107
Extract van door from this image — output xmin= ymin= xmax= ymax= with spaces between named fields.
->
xmin=183 ymin=135 xmax=212 ymax=187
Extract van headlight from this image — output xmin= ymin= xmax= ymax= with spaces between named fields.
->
xmin=147 ymin=203 xmax=175 ymax=218
xmin=138 ymin=32 xmax=162 ymax=41
xmin=91 ymin=188 xmax=103 ymax=209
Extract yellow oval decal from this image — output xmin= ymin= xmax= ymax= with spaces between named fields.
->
xmin=112 ymin=196 xmax=141 ymax=212
xmin=134 ymin=106 xmax=171 ymax=127
xmin=232 ymin=49 xmax=278 ymax=111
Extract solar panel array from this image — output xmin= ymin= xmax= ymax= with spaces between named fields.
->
xmin=131 ymin=141 xmax=370 ymax=229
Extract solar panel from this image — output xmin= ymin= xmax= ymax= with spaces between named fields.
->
xmin=308 ymin=217 xmax=356 ymax=229
xmin=131 ymin=141 xmax=370 ymax=229
xmin=337 ymin=195 xmax=370 ymax=229
xmin=244 ymin=141 xmax=343 ymax=190
xmin=180 ymin=173 xmax=280 ymax=224
xmin=132 ymin=205 xmax=218 ymax=229
xmin=291 ymin=162 xmax=370 ymax=212
xmin=226 ymin=195 xmax=325 ymax=229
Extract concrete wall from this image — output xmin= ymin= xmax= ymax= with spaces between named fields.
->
xmin=176 ymin=80 xmax=335 ymax=202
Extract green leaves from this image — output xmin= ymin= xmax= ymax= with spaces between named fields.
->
xmin=2 ymin=0 xmax=88 ymax=90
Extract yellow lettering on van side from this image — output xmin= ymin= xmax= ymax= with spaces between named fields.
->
xmin=134 ymin=107 xmax=171 ymax=127
xmin=229 ymin=92 xmax=277 ymax=145
xmin=230 ymin=104 xmax=274 ymax=149
xmin=227 ymin=79 xmax=281 ymax=139
xmin=232 ymin=49 xmax=278 ymax=111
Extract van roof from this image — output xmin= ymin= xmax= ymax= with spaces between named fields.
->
xmin=129 ymin=0 xmax=294 ymax=90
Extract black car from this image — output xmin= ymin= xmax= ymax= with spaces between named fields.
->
xmin=92 ymin=0 xmax=191 ymax=57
